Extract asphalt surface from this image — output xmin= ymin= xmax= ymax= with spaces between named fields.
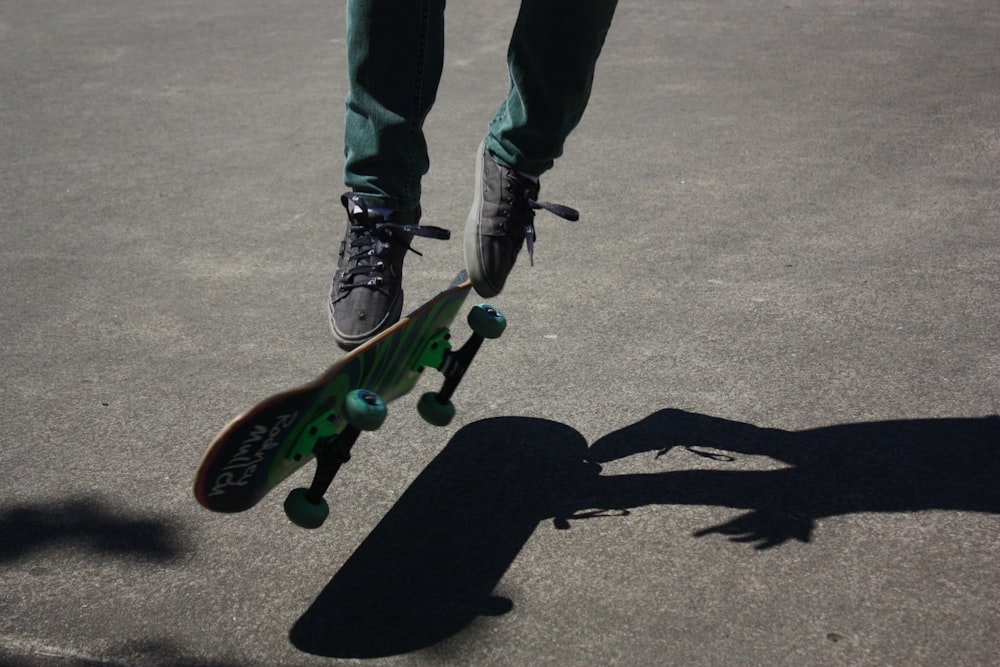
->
xmin=2 ymin=1 xmax=998 ymax=665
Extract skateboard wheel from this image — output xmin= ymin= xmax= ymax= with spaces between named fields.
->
xmin=284 ymin=488 xmax=330 ymax=529
xmin=468 ymin=304 xmax=506 ymax=339
xmin=343 ymin=389 xmax=387 ymax=431
xmin=417 ymin=392 xmax=456 ymax=427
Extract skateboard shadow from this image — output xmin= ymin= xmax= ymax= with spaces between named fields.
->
xmin=289 ymin=411 xmax=999 ymax=658
xmin=289 ymin=417 xmax=589 ymax=659
xmin=0 ymin=497 xmax=185 ymax=564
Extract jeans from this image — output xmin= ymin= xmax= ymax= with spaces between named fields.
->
xmin=344 ymin=0 xmax=618 ymax=210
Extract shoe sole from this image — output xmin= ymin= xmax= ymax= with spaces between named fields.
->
xmin=328 ymin=289 xmax=404 ymax=352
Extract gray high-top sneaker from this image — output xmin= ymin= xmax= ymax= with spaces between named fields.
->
xmin=464 ymin=140 xmax=579 ymax=298
xmin=330 ymin=192 xmax=450 ymax=350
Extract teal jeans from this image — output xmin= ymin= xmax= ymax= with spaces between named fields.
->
xmin=344 ymin=0 xmax=618 ymax=210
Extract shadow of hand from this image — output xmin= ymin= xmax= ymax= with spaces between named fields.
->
xmin=693 ymin=508 xmax=815 ymax=550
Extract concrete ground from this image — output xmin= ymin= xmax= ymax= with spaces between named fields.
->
xmin=1 ymin=0 xmax=998 ymax=665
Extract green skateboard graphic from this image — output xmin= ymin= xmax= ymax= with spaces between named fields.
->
xmin=194 ymin=271 xmax=505 ymax=528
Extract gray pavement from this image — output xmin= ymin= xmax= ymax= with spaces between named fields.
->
xmin=2 ymin=0 xmax=998 ymax=665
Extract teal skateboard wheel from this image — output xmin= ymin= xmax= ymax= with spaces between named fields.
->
xmin=468 ymin=304 xmax=506 ymax=339
xmin=418 ymin=392 xmax=456 ymax=427
xmin=343 ymin=389 xmax=387 ymax=431
xmin=284 ymin=488 xmax=330 ymax=529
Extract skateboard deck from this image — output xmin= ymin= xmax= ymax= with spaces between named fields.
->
xmin=194 ymin=270 xmax=504 ymax=527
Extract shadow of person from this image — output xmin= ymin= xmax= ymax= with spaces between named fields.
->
xmin=587 ymin=410 xmax=1000 ymax=549
xmin=290 ymin=411 xmax=999 ymax=658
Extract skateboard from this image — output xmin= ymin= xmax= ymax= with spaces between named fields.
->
xmin=193 ymin=270 xmax=504 ymax=529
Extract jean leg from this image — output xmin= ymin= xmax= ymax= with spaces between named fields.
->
xmin=344 ymin=0 xmax=446 ymax=210
xmin=486 ymin=0 xmax=618 ymax=176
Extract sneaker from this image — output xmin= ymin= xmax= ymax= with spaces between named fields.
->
xmin=329 ymin=192 xmax=450 ymax=350
xmin=464 ymin=140 xmax=579 ymax=298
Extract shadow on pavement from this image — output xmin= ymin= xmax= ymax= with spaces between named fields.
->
xmin=0 ymin=497 xmax=185 ymax=564
xmin=0 ymin=641 xmax=245 ymax=667
xmin=290 ymin=417 xmax=587 ymax=659
xmin=587 ymin=410 xmax=999 ymax=548
xmin=290 ymin=412 xmax=999 ymax=658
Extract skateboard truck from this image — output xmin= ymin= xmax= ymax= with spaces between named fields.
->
xmin=418 ymin=304 xmax=506 ymax=426
xmin=284 ymin=389 xmax=387 ymax=529
xmin=283 ymin=304 xmax=505 ymax=529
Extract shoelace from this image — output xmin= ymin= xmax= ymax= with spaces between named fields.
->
xmin=503 ymin=172 xmax=579 ymax=265
xmin=338 ymin=192 xmax=450 ymax=293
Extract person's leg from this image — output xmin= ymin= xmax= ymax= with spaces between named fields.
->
xmin=343 ymin=0 xmax=446 ymax=210
xmin=466 ymin=0 xmax=617 ymax=298
xmin=332 ymin=0 xmax=449 ymax=349
xmin=487 ymin=0 xmax=618 ymax=175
